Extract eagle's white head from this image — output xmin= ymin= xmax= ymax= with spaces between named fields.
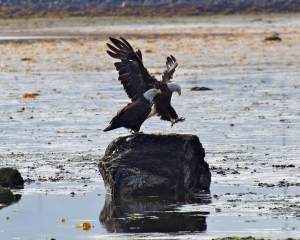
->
xmin=167 ymin=83 xmax=181 ymax=96
xmin=143 ymin=88 xmax=162 ymax=102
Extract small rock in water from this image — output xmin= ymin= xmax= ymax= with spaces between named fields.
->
xmin=0 ymin=168 xmax=24 ymax=188
xmin=264 ymin=32 xmax=282 ymax=41
xmin=191 ymin=86 xmax=213 ymax=91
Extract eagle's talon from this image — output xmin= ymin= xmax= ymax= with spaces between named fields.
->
xmin=171 ymin=122 xmax=175 ymax=127
xmin=130 ymin=130 xmax=144 ymax=135
xmin=136 ymin=131 xmax=144 ymax=135
xmin=178 ymin=117 xmax=185 ymax=122
xmin=171 ymin=117 xmax=185 ymax=126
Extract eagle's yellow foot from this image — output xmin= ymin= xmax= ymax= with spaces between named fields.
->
xmin=134 ymin=131 xmax=143 ymax=135
xmin=130 ymin=130 xmax=144 ymax=135
xmin=171 ymin=117 xmax=186 ymax=127
xmin=127 ymin=131 xmax=143 ymax=141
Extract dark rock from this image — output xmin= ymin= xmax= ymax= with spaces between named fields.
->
xmin=191 ymin=86 xmax=213 ymax=91
xmin=264 ymin=36 xmax=282 ymax=41
xmin=272 ymin=164 xmax=295 ymax=168
xmin=264 ymin=32 xmax=282 ymax=41
xmin=0 ymin=167 xmax=24 ymax=188
xmin=100 ymin=194 xmax=211 ymax=233
xmin=98 ymin=134 xmax=211 ymax=197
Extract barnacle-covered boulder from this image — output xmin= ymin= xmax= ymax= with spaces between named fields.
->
xmin=99 ymin=134 xmax=211 ymax=197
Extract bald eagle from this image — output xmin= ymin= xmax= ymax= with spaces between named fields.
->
xmin=106 ymin=37 xmax=185 ymax=126
xmin=103 ymin=88 xmax=162 ymax=133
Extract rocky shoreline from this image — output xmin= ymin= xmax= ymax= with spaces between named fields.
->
xmin=1 ymin=0 xmax=300 ymax=19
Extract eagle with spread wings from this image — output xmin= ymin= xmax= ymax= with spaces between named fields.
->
xmin=106 ymin=37 xmax=185 ymax=126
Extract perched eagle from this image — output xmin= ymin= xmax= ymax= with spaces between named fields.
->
xmin=106 ymin=37 xmax=185 ymax=126
xmin=103 ymin=88 xmax=162 ymax=134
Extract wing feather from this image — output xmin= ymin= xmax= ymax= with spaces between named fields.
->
xmin=120 ymin=37 xmax=134 ymax=49
xmin=162 ymin=55 xmax=178 ymax=83
xmin=107 ymin=37 xmax=159 ymax=101
xmin=109 ymin=37 xmax=129 ymax=50
xmin=107 ymin=43 xmax=124 ymax=55
xmin=106 ymin=50 xmax=124 ymax=59
xmin=135 ymin=49 xmax=143 ymax=61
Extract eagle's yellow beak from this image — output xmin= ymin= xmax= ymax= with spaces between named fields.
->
xmin=176 ymin=89 xmax=181 ymax=96
xmin=155 ymin=89 xmax=162 ymax=94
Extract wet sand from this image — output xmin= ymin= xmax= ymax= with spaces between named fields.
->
xmin=0 ymin=14 xmax=300 ymax=238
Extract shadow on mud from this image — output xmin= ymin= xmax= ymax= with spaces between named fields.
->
xmin=100 ymin=193 xmax=211 ymax=233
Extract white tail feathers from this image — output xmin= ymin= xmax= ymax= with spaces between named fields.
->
xmin=147 ymin=106 xmax=157 ymax=119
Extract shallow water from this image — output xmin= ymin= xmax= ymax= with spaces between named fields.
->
xmin=1 ymin=184 xmax=299 ymax=239
xmin=1 ymin=14 xmax=300 ymax=239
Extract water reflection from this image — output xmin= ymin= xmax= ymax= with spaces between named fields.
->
xmin=100 ymin=193 xmax=211 ymax=233
xmin=0 ymin=194 xmax=22 ymax=210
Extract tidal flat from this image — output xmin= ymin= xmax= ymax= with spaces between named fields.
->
xmin=0 ymin=14 xmax=300 ymax=239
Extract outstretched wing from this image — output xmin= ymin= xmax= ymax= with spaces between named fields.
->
xmin=162 ymin=55 xmax=178 ymax=83
xmin=107 ymin=37 xmax=159 ymax=101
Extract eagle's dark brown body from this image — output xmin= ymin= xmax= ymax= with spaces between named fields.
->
xmin=153 ymin=84 xmax=178 ymax=121
xmin=103 ymin=97 xmax=152 ymax=133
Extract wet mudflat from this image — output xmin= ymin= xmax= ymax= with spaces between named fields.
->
xmin=0 ymin=14 xmax=300 ymax=239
